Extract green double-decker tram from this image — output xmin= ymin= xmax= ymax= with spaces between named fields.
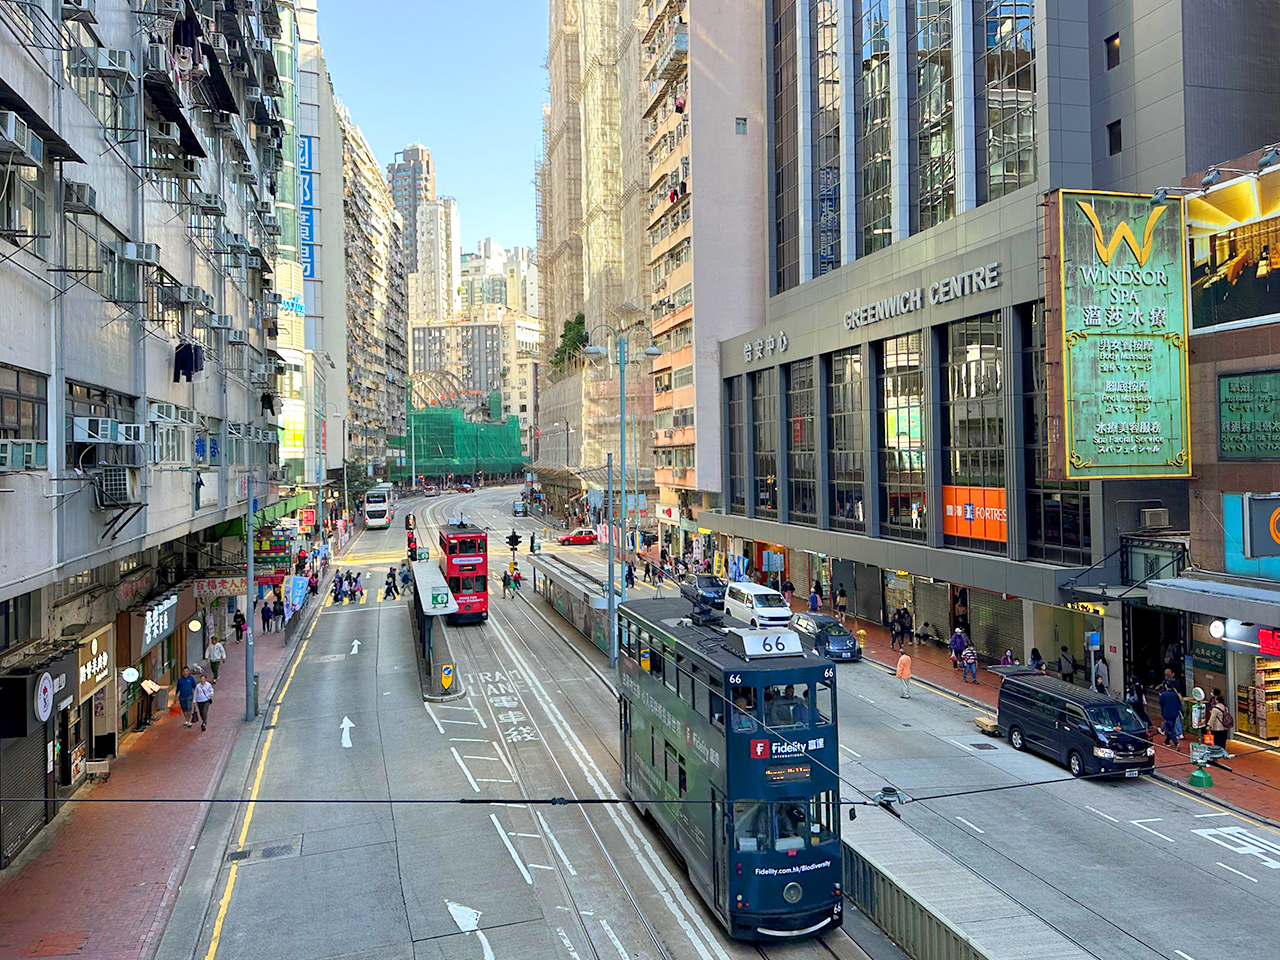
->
xmin=617 ymin=598 xmax=843 ymax=940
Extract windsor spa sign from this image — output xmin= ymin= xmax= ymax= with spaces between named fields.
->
xmin=1053 ymin=190 xmax=1191 ymax=479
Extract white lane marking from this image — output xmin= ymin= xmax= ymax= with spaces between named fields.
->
xmin=490 ymin=812 xmax=533 ymax=884
xmin=349 ymin=638 xmax=361 ymax=655
xmin=488 ymin=617 xmax=729 ymax=960
xmin=339 ymin=716 xmax=354 ymax=748
xmin=599 ymin=919 xmax=629 ymax=960
xmin=529 ymin=863 xmax=555 ymax=870
xmin=449 ymin=747 xmax=480 ymax=793
xmin=955 ymin=816 xmax=985 ymax=834
xmin=475 ymin=778 xmax=514 ymax=783
xmin=463 ymin=755 xmax=506 ymax=762
xmin=450 ymin=738 xmax=488 ymax=743
xmin=509 ymin=833 xmax=541 ymax=838
xmin=1196 ymin=812 xmax=1231 ymax=818
xmin=1085 ymin=806 xmax=1120 ymax=823
xmin=857 ymin=694 xmax=876 ymax=704
xmin=441 ymin=705 xmax=474 ymax=711
xmin=491 ymin=802 xmax=527 ymax=809
xmin=537 ymin=811 xmax=578 ymax=876
xmin=555 ymin=927 xmax=582 ymax=960
xmin=446 ymin=901 xmax=495 ymax=960
xmin=442 ymin=719 xmax=480 ymax=725
xmin=839 ymin=744 xmax=862 ymax=758
xmin=949 ymin=739 xmax=975 ymax=752
xmin=1217 ymin=862 xmax=1259 ymax=882
xmin=424 ymin=702 xmax=443 ymax=735
xmin=1130 ymin=818 xmax=1176 ymax=843
xmin=1175 ymin=951 xmax=1197 ymax=960
xmin=472 ymin=705 xmax=488 ymax=729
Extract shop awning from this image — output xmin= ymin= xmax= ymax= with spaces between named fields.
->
xmin=1148 ymin=575 xmax=1280 ymax=625
xmin=215 ymin=492 xmax=314 ymax=539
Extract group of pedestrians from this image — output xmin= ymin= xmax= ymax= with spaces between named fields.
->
xmin=500 ymin=567 xmax=524 ymax=598
xmin=331 ymin=569 xmax=365 ymax=603
xmin=174 ymin=666 xmax=215 ymax=731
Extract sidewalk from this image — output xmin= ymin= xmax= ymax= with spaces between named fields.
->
xmin=802 ymin=600 xmax=1280 ymax=825
xmin=0 ymin=603 xmax=316 ymax=960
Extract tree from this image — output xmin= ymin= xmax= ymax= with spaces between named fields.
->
xmin=551 ymin=312 xmax=587 ymax=372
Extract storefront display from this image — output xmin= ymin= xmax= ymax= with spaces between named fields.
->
xmin=63 ymin=623 xmax=115 ymax=794
xmin=120 ymin=592 xmax=179 ymax=733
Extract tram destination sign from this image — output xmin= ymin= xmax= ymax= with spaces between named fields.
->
xmin=1048 ymin=190 xmax=1191 ymax=479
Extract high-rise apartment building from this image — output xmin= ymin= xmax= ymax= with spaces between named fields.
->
xmin=504 ymin=245 xmax=540 ymax=319
xmin=341 ymin=112 xmax=409 ymax=474
xmin=386 ymin=143 xmax=436 ymax=272
xmin=639 ymin=0 xmax=767 ymax=552
xmin=413 ymin=196 xmax=462 ymax=324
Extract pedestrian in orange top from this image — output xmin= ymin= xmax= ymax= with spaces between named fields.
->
xmin=896 ymin=651 xmax=912 ymax=699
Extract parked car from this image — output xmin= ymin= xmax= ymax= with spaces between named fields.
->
xmin=682 ymin=573 xmax=728 ymax=608
xmin=998 ymin=672 xmax=1154 ymax=778
xmin=789 ymin=613 xmax=862 ymax=661
xmin=723 ymin=582 xmax=792 ymax=629
xmin=558 ymin=527 xmax=599 ymax=545
xmin=513 ymin=500 xmax=528 ymax=516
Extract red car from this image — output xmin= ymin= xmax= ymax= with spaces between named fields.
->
xmin=558 ymin=527 xmax=599 ymax=545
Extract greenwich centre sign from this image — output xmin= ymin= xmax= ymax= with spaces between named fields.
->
xmin=843 ymin=263 xmax=1001 ymax=329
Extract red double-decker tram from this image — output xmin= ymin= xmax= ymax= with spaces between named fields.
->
xmin=438 ymin=520 xmax=489 ymax=623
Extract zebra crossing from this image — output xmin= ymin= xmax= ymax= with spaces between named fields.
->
xmin=324 ymin=570 xmax=406 ymax=607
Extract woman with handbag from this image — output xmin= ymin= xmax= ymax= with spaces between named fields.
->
xmin=1207 ymin=687 xmax=1233 ymax=753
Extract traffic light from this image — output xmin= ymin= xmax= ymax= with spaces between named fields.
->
xmin=529 ymin=533 xmax=537 ymax=553
xmin=506 ymin=529 xmax=523 ymax=551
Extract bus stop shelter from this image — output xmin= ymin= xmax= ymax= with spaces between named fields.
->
xmin=409 ymin=560 xmax=460 ymax=698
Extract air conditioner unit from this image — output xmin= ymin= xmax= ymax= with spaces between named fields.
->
xmin=227 ymin=330 xmax=249 ymax=345
xmin=208 ymin=314 xmax=233 ymax=329
xmin=95 ymin=48 xmax=136 ymax=79
xmin=60 ymin=0 xmax=96 ymax=23
xmin=149 ymin=402 xmax=177 ymax=422
xmin=63 ymin=181 xmax=97 ymax=213
xmin=239 ymin=170 xmax=258 ymax=189
xmin=248 ymin=38 xmax=272 ymax=54
xmin=199 ymin=291 xmax=216 ymax=311
xmin=144 ymin=43 xmax=172 ymax=76
xmin=124 ymin=242 xmax=160 ymax=265
xmin=231 ymin=60 xmax=250 ymax=79
xmin=0 ymin=439 xmax=48 ymax=471
xmin=174 ymin=157 xmax=200 ymax=180
xmin=176 ymin=408 xmax=196 ymax=426
xmin=229 ymin=233 xmax=250 ymax=253
xmin=117 ymin=423 xmax=145 ymax=444
xmin=160 ymin=285 xmax=201 ymax=305
xmin=265 ymin=291 xmax=283 ymax=305
xmin=151 ymin=0 xmax=182 ymax=16
xmin=73 ymin=417 xmax=119 ymax=443
xmin=262 ymin=214 xmax=280 ymax=235
xmin=245 ymin=255 xmax=262 ymax=270
xmin=211 ymin=113 xmax=234 ymax=134
xmin=193 ymin=192 xmax=226 ymax=217
xmin=1140 ymin=508 xmax=1170 ymax=529
xmin=254 ymin=200 xmax=273 ymax=215
xmin=151 ymin=121 xmax=179 ymax=144
xmin=207 ymin=33 xmax=230 ymax=65
xmin=94 ymin=466 xmax=143 ymax=508
xmin=673 ymin=467 xmax=687 ymax=478
xmin=227 ymin=422 xmax=243 ymax=438
xmin=0 ymin=112 xmax=39 ymax=166
xmin=245 ymin=85 xmax=262 ymax=103
xmin=250 ymin=363 xmax=269 ymax=382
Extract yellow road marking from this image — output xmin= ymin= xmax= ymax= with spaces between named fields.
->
xmin=205 ymin=633 xmax=310 ymax=957
xmin=1147 ymin=774 xmax=1279 ymax=834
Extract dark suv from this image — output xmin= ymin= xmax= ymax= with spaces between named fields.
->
xmin=681 ymin=573 xmax=728 ymax=609
xmin=789 ymin=614 xmax=863 ymax=661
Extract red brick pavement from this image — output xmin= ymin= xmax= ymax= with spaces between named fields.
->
xmin=798 ymin=599 xmax=1280 ymax=824
xmin=0 ymin=620 xmax=297 ymax=960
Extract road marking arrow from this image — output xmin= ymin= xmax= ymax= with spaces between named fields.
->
xmin=446 ymin=900 xmax=494 ymax=960
xmin=350 ymin=638 xmax=362 ymax=655
xmin=340 ymin=716 xmax=354 ymax=748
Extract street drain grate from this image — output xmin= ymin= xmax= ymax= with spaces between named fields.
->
xmin=970 ymin=743 xmax=997 ymax=750
xmin=226 ymin=850 xmax=250 ymax=862
xmin=260 ymin=844 xmax=294 ymax=859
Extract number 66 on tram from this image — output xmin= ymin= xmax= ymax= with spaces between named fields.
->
xmin=616 ymin=598 xmax=843 ymax=940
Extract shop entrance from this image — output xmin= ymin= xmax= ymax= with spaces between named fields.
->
xmin=1125 ymin=603 xmax=1185 ymax=690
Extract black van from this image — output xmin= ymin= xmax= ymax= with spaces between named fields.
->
xmin=998 ymin=673 xmax=1154 ymax=778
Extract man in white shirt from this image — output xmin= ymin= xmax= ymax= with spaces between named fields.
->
xmin=205 ymin=638 xmax=227 ymax=683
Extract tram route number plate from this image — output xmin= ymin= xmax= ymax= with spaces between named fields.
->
xmin=738 ymin=631 xmax=803 ymax=658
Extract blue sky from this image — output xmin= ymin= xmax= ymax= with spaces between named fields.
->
xmin=320 ymin=0 xmax=547 ymax=251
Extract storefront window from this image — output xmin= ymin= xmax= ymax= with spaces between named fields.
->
xmin=827 ymin=347 xmax=865 ymax=531
xmin=942 ymin=315 xmax=1006 ymax=554
xmin=787 ymin=359 xmax=817 ymax=524
xmin=727 ymin=376 xmax=747 ymax=515
xmin=1023 ymin=307 xmax=1091 ymax=564
xmin=753 ymin=368 xmax=779 ymax=519
xmin=879 ymin=333 xmax=926 ymax=540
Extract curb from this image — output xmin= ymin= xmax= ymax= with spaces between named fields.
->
xmin=513 ymin=589 xmax=618 ymax=697
xmin=863 ymin=649 xmax=996 ymax=715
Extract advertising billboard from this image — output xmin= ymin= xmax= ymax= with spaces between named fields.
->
xmin=1188 ymin=168 xmax=1280 ymax=331
xmin=1219 ymin=369 xmax=1280 ymax=460
xmin=941 ymin=486 xmax=1007 ymax=542
xmin=1051 ymin=190 xmax=1191 ymax=479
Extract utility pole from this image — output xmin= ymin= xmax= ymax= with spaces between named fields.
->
xmin=606 ymin=453 xmax=617 ymax=668
xmin=618 ymin=339 xmax=627 ymax=604
xmin=244 ymin=473 xmax=255 ymax=721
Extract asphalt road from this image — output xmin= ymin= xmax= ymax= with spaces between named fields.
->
xmin=495 ymin=488 xmax=1280 ymax=960
xmin=170 ymin=492 xmax=890 ymax=960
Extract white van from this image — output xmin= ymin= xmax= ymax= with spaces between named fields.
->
xmin=724 ymin=582 xmax=792 ymax=629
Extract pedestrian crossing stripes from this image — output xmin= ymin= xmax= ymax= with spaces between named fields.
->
xmin=324 ymin=589 xmax=402 ymax=607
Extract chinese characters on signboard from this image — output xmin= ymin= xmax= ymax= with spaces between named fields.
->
xmin=1219 ymin=370 xmax=1280 ymax=460
xmin=1055 ymin=190 xmax=1191 ymax=478
xmin=744 ymin=332 xmax=789 ymax=364
xmin=941 ymin=486 xmax=1007 ymax=542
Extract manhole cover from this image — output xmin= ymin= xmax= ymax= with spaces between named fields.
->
xmin=970 ymin=743 xmax=997 ymax=750
xmin=226 ymin=850 xmax=250 ymax=862
xmin=261 ymin=844 xmax=294 ymax=859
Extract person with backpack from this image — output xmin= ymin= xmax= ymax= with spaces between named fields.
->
xmin=1058 ymin=645 xmax=1077 ymax=684
xmin=1207 ymin=687 xmax=1233 ymax=753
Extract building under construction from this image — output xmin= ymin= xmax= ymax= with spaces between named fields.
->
xmin=393 ymin=407 xmax=525 ymax=483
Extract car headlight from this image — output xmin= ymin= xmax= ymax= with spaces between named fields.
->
xmin=1146 ymin=746 xmax=1156 ymax=757
xmin=1093 ymin=747 xmax=1115 ymax=759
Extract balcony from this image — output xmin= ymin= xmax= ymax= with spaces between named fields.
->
xmin=647 ymin=25 xmax=687 ymax=84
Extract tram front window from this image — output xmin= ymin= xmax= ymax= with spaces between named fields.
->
xmin=733 ymin=801 xmax=770 ymax=851
xmin=763 ymin=683 xmax=809 ymax=728
xmin=734 ymin=801 xmax=831 ymax=852
xmin=730 ymin=686 xmax=757 ymax=732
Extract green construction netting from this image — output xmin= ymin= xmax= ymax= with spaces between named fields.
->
xmin=391 ymin=407 xmax=526 ymax=482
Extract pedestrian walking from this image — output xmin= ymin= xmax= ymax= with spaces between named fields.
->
xmin=835 ymin=585 xmax=849 ymax=624
xmin=354 ymin=573 xmax=363 ymax=599
xmin=384 ymin=568 xmax=399 ymax=600
xmin=961 ymin=640 xmax=979 ymax=684
xmin=513 ymin=568 xmax=523 ymax=591
xmin=643 ymin=561 xmax=653 ymax=583
xmin=1207 ymin=687 xmax=1233 ymax=753
xmin=781 ymin=579 xmax=795 ymax=606
xmin=260 ymin=598 xmax=272 ymax=635
xmin=232 ymin=608 xmax=246 ymax=644
xmin=1058 ymin=645 xmax=1077 ymax=684
xmin=501 ymin=570 xmax=512 ymax=598
xmin=626 ymin=561 xmax=636 ymax=589
xmin=808 ymin=587 xmax=820 ymax=613
xmin=205 ymin=638 xmax=226 ymax=683
xmin=272 ymin=597 xmax=285 ymax=632
xmin=193 ymin=673 xmax=214 ymax=731
xmin=1126 ymin=678 xmax=1151 ymax=731
xmin=333 ymin=576 xmax=345 ymax=604
xmin=176 ymin=667 xmax=197 ymax=726
xmin=896 ymin=651 xmax=912 ymax=698
xmin=949 ymin=628 xmax=966 ymax=669
xmin=811 ymin=579 xmax=823 ymax=603
xmin=1159 ymin=681 xmax=1183 ymax=749
xmin=899 ymin=606 xmax=914 ymax=646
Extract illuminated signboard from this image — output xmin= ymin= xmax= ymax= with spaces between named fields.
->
xmin=941 ymin=486 xmax=1007 ymax=542
xmin=1054 ymin=190 xmax=1191 ymax=479
xmin=1218 ymin=370 xmax=1280 ymax=460
xmin=765 ymin=763 xmax=812 ymax=783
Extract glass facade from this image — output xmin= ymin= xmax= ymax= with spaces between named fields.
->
xmin=828 ymin=347 xmax=866 ymax=531
xmin=1024 ymin=307 xmax=1092 ymax=565
xmin=910 ymin=1 xmax=955 ymax=231
xmin=942 ymin=315 xmax=1006 ymax=553
xmin=753 ymin=368 xmax=780 ymax=519
xmin=773 ymin=0 xmax=800 ymax=293
xmin=787 ymin=359 xmax=818 ymax=524
xmin=978 ymin=1 xmax=1036 ymax=202
xmin=857 ymin=0 xmax=893 ymax=255
xmin=811 ymin=0 xmax=841 ymax=275
xmin=728 ymin=375 xmax=747 ymax=515
xmin=879 ymin=333 xmax=927 ymax=540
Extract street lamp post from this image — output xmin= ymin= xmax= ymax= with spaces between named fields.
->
xmin=584 ymin=325 xmax=662 ymax=605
